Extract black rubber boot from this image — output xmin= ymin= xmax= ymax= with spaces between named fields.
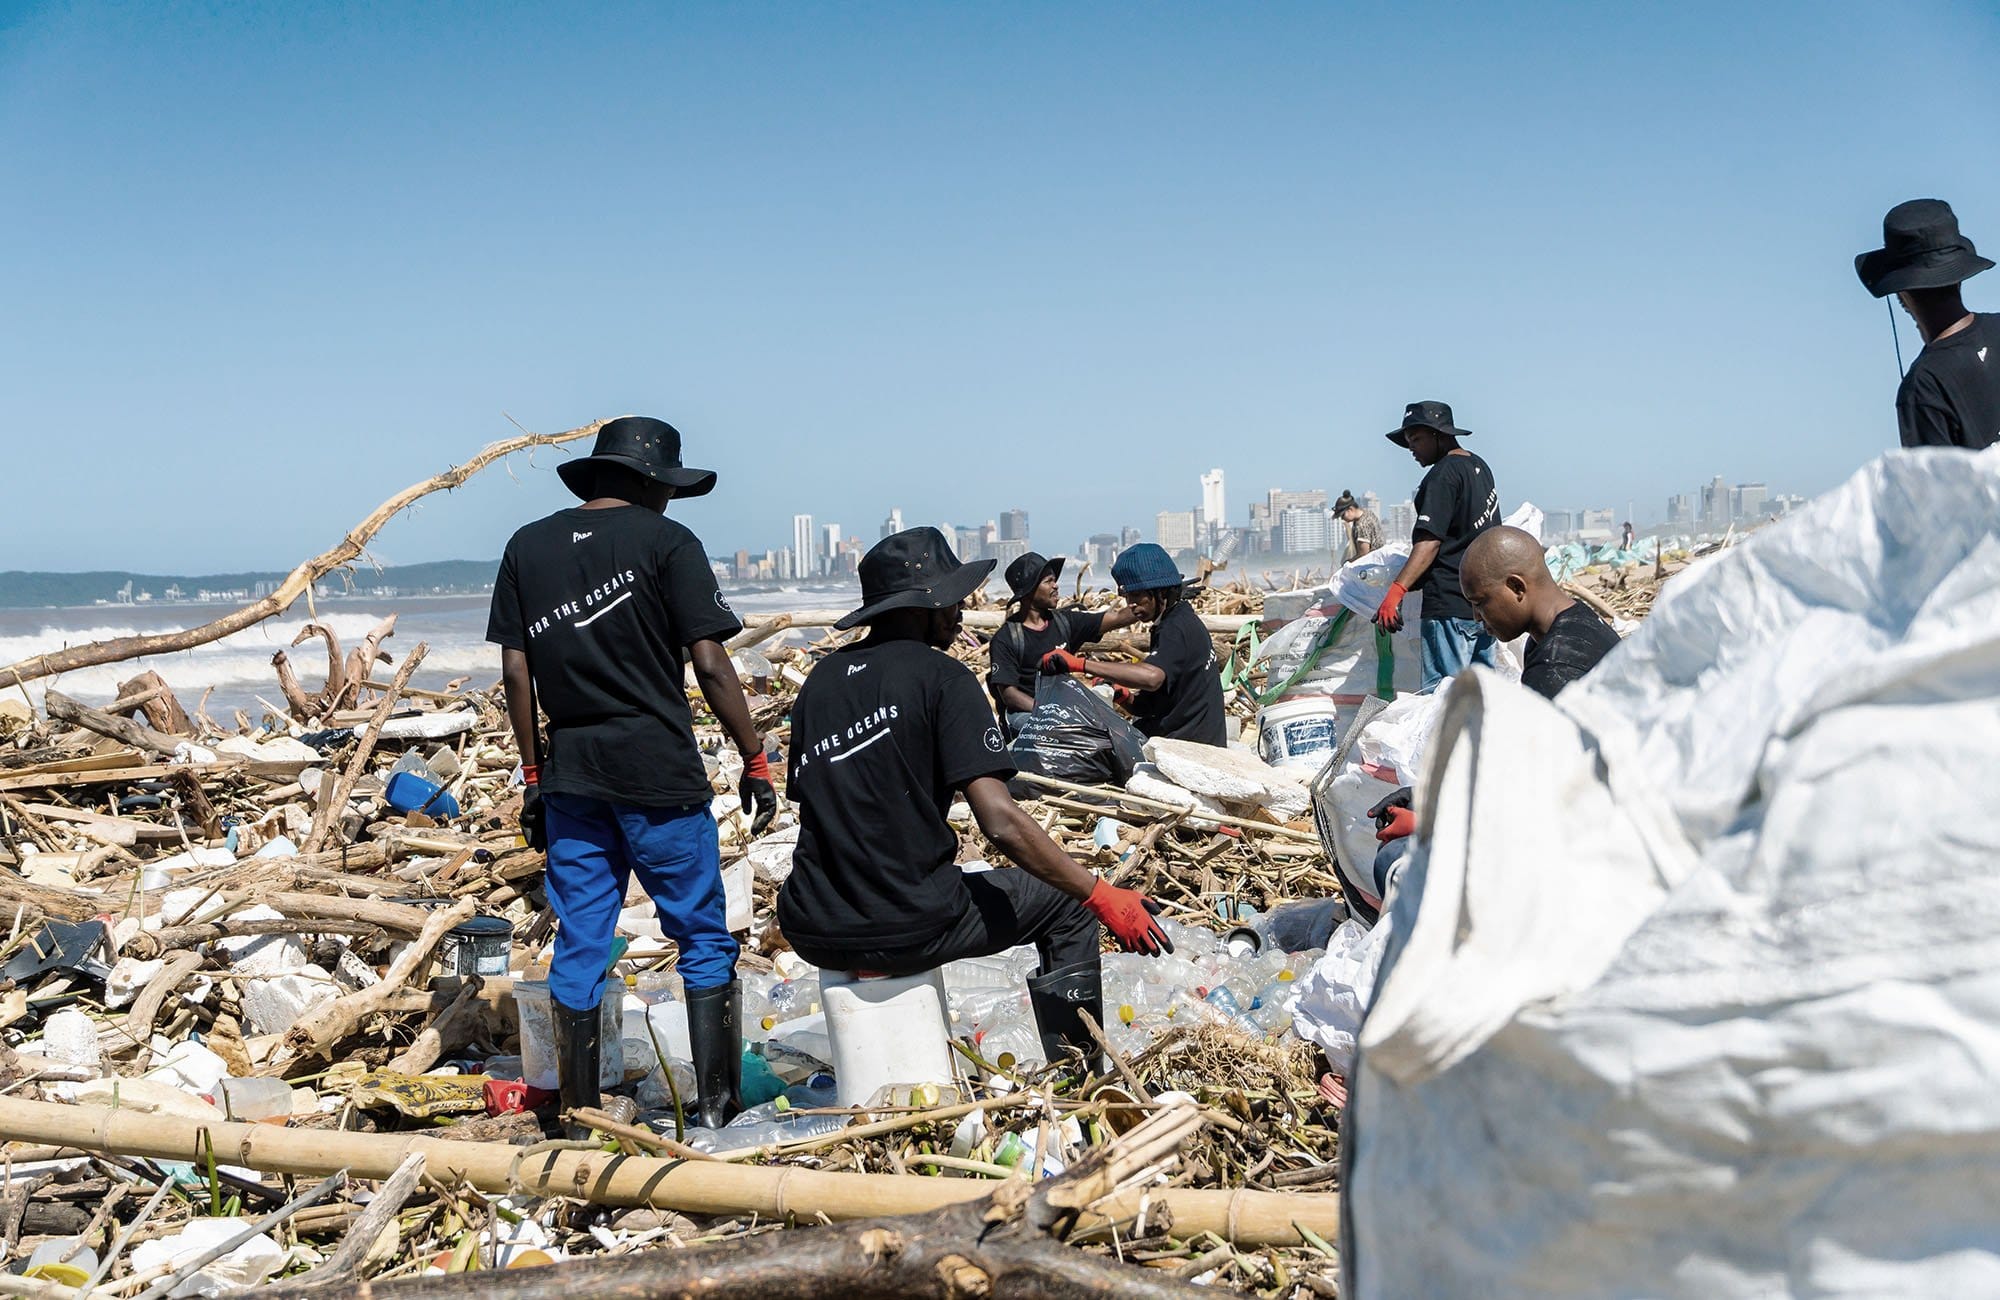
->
xmin=1028 ymin=958 xmax=1105 ymax=1071
xmin=686 ymin=980 xmax=742 ymax=1129
xmin=551 ymin=996 xmax=601 ymax=1140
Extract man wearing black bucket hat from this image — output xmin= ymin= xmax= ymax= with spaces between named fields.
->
xmin=486 ymin=416 xmax=775 ymax=1137
xmin=987 ymin=551 xmax=1140 ymax=736
xmin=1374 ymin=401 xmax=1501 ymax=692
xmin=1039 ymin=542 xmax=1229 ymax=747
xmin=1856 ymin=199 xmax=1999 ymax=450
xmin=777 ymin=528 xmax=1171 ymax=1070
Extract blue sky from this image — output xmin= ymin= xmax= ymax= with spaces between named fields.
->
xmin=3 ymin=1 xmax=1997 ymax=572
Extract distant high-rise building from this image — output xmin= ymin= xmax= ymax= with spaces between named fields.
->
xmin=1544 ymin=509 xmax=1575 ymax=538
xmin=792 ymin=514 xmax=817 ymax=577
xmin=999 ymin=509 xmax=1029 ymax=542
xmin=954 ymin=526 xmax=983 ymax=560
xmin=1086 ymin=533 xmax=1121 ymax=574
xmin=822 ymin=523 xmax=842 ymax=575
xmin=732 ymin=549 xmax=751 ymax=581
xmin=1277 ymin=506 xmax=1329 ymax=554
xmin=1385 ymin=500 xmax=1417 ymax=541
xmin=1156 ymin=510 xmax=1199 ymax=553
xmin=1704 ymin=475 xmax=1732 ymax=527
xmin=880 ymin=507 xmax=904 ymax=540
xmin=1362 ymin=490 xmax=1382 ymax=518
xmin=1266 ymin=488 xmax=1327 ymax=516
xmin=1120 ymin=525 xmax=1142 ymax=549
xmin=1201 ymin=470 xmax=1226 ymax=532
xmin=1733 ymin=483 xmax=1768 ymax=521
xmin=776 ymin=546 xmax=796 ymax=581
xmin=1581 ymin=508 xmax=1617 ymax=536
xmin=980 ymin=521 xmax=999 ymax=552
xmin=1666 ymin=494 xmax=1695 ymax=528
xmin=987 ymin=538 xmax=1031 ymax=569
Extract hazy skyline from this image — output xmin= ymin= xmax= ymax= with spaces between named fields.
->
xmin=4 ymin=2 xmax=1997 ymax=573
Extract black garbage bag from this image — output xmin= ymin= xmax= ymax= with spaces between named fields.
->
xmin=1007 ymin=676 xmax=1147 ymax=788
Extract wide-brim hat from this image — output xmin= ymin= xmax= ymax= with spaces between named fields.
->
xmin=1004 ymin=551 xmax=1065 ymax=603
xmin=836 ymin=527 xmax=997 ymax=630
xmin=1388 ymin=400 xmax=1473 ymax=448
xmin=557 ymin=416 xmax=718 ymax=501
xmin=1110 ymin=543 xmax=1185 ymax=594
xmin=1856 ymin=198 xmax=1993 ymax=298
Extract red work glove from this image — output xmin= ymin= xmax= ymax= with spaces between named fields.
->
xmin=1084 ymin=879 xmax=1174 ymax=955
xmin=1040 ymin=648 xmax=1087 ymax=675
xmin=1112 ymin=685 xmax=1136 ymax=709
xmin=519 ymin=764 xmax=545 ymax=852
xmin=1374 ymin=804 xmax=1416 ymax=843
xmin=739 ymin=750 xmax=777 ymax=836
xmin=1372 ymin=582 xmax=1409 ymax=634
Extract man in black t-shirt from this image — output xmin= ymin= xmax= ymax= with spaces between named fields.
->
xmin=1461 ymin=526 xmax=1621 ymax=700
xmin=487 ymin=416 xmax=775 ymax=1135
xmin=1038 ymin=543 xmax=1228 ymax=747
xmin=988 ymin=551 xmax=1140 ymax=736
xmin=1857 ymin=199 xmax=1999 ymax=450
xmin=1371 ymin=401 xmax=1501 ymax=692
xmin=778 ymin=528 xmax=1171 ymax=1069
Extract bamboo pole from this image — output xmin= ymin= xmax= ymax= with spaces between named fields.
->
xmin=0 ymin=1094 xmax=1335 ymax=1247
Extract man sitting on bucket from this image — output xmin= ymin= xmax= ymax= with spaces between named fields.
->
xmin=1037 ymin=542 xmax=1228 ymax=747
xmin=777 ymin=527 xmax=1172 ymax=1069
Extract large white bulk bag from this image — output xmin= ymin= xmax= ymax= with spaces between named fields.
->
xmin=1346 ymin=447 xmax=2000 ymax=1299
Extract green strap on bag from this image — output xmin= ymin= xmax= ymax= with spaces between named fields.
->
xmin=1251 ymin=607 xmax=1400 ymax=707
xmin=1219 ymin=619 xmax=1263 ymax=691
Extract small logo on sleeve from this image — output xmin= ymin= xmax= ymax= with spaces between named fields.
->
xmin=984 ymin=727 xmax=1005 ymax=753
xmin=715 ymin=591 xmax=733 ymax=611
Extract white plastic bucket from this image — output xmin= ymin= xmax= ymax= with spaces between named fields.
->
xmin=1257 ymin=695 xmax=1344 ymax=773
xmin=821 ymin=968 xmax=956 ymax=1108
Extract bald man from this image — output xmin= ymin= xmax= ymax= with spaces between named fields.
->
xmin=1460 ymin=526 xmax=1621 ymax=700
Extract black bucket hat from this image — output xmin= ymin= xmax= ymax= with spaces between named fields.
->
xmin=1387 ymin=400 xmax=1472 ymax=448
xmin=836 ymin=527 xmax=997 ymax=631
xmin=557 ymin=416 xmax=717 ymax=501
xmin=1003 ymin=551 xmax=1065 ymax=604
xmin=1856 ymin=199 xmax=1993 ymax=298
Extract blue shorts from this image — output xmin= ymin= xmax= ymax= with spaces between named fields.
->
xmin=541 ymin=792 xmax=738 ymax=1010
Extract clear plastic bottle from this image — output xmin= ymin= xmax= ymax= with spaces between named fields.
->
xmin=977 ymin=1016 xmax=1046 ymax=1072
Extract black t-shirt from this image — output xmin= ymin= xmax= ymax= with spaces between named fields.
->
xmin=1897 ymin=313 xmax=2000 ymax=450
xmin=485 ymin=505 xmax=742 ymax=808
xmin=1522 ymin=602 xmax=1620 ymax=701
xmin=987 ymin=609 xmax=1108 ymax=707
xmin=1411 ymin=450 xmax=1501 ymax=620
xmin=1129 ymin=599 xmax=1227 ymax=746
xmin=778 ymin=639 xmax=1013 ymax=948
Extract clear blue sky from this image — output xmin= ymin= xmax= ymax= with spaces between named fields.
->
xmin=4 ymin=1 xmax=1996 ymax=572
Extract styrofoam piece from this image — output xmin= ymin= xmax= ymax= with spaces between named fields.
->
xmin=376 ymin=709 xmax=476 ymax=741
xmin=145 ymin=1040 xmax=231 ymax=1096
xmin=240 ymin=965 xmax=338 ymax=1037
xmin=62 ymin=1076 xmax=223 ymax=1121
xmin=216 ymin=734 xmax=320 ymax=763
xmin=1124 ymin=763 xmax=1230 ymax=818
xmin=253 ymin=835 xmax=299 ymax=859
xmin=130 ymin=1218 xmax=288 ymax=1295
xmin=1142 ymin=737 xmax=1311 ymax=819
xmin=722 ymin=860 xmax=753 ymax=932
xmin=42 ymin=1009 xmax=102 ymax=1074
xmin=105 ymin=956 xmax=164 ymax=1009
xmin=821 ymin=968 xmax=957 ymax=1108
xmin=217 ymin=905 xmax=307 ymax=977
xmin=745 ymin=825 xmax=799 ymax=883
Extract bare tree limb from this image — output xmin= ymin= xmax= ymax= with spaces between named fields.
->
xmin=0 ymin=421 xmax=607 ymax=689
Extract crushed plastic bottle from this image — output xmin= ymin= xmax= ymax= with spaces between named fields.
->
xmin=977 ymin=1015 xmax=1045 ymax=1072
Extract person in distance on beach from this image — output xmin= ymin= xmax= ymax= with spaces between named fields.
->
xmin=987 ymin=550 xmax=1140 ymax=737
xmin=1335 ymin=490 xmax=1384 ymax=561
xmin=1038 ymin=542 xmax=1229 ymax=747
xmin=486 ymin=416 xmax=776 ymax=1135
xmin=1856 ymin=199 xmax=1999 ymax=449
xmin=1460 ymin=525 xmax=1620 ymax=700
xmin=777 ymin=528 xmax=1172 ymax=1069
xmin=1371 ymin=401 xmax=1501 ymax=692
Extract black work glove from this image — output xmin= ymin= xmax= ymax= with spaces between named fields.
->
xmin=740 ymin=751 xmax=778 ymax=836
xmin=1367 ymin=786 xmax=1414 ymax=834
xmin=520 ymin=781 xmax=546 ymax=852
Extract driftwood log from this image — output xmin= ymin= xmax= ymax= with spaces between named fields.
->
xmin=0 ymin=421 xmax=607 ymax=688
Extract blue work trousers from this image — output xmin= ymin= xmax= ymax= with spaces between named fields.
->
xmin=1418 ymin=616 xmax=1497 ymax=693
xmin=541 ymin=793 xmax=738 ymax=1009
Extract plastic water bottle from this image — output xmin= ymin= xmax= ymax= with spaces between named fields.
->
xmin=978 ymin=1016 xmax=1045 ymax=1072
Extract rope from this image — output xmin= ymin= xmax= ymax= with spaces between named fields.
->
xmin=1889 ymin=297 xmax=1906 ymax=377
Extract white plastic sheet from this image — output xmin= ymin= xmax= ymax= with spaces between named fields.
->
xmin=1345 ymin=449 xmax=2000 ymax=1298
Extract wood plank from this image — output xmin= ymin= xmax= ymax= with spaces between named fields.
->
xmin=22 ymin=802 xmax=189 ymax=843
